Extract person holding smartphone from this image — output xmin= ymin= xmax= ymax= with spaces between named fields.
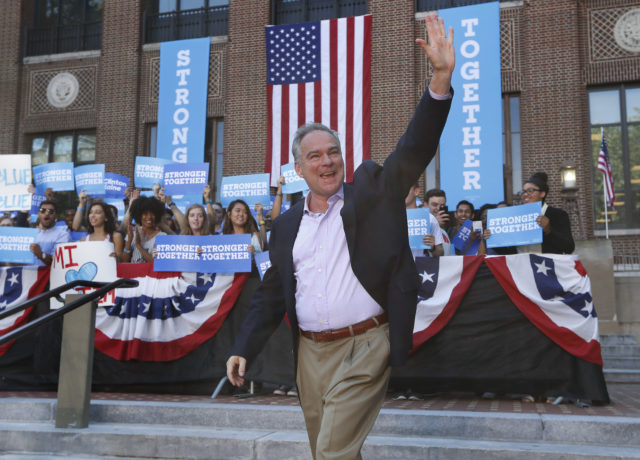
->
xmin=425 ymin=188 xmax=453 ymax=255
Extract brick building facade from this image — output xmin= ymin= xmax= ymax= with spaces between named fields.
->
xmin=1 ymin=0 xmax=638 ymax=254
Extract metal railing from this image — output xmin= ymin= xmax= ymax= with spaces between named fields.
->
xmin=24 ymin=21 xmax=102 ymax=57
xmin=0 ymin=278 xmax=137 ymax=346
xmin=614 ymin=252 xmax=640 ymax=272
xmin=273 ymin=0 xmax=367 ymax=25
xmin=144 ymin=5 xmax=228 ymax=43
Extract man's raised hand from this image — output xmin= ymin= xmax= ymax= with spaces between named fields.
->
xmin=416 ymin=14 xmax=455 ymax=96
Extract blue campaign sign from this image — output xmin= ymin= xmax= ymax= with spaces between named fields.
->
xmin=105 ymin=173 xmax=129 ymax=198
xmin=0 ymin=154 xmax=33 ymax=211
xmin=172 ymin=193 xmax=202 ymax=215
xmin=438 ymin=2 xmax=504 ymax=208
xmin=0 ymin=227 xmax=39 ymax=264
xmin=157 ymin=38 xmax=210 ymax=164
xmin=154 ymin=234 xmax=252 ymax=273
xmin=104 ymin=198 xmax=125 ymax=221
xmin=134 ymin=156 xmax=169 ymax=189
xmin=406 ymin=208 xmax=432 ymax=250
xmin=254 ymin=250 xmax=271 ymax=280
xmin=281 ymin=162 xmax=309 ymax=194
xmin=30 ymin=193 xmax=46 ymax=215
xmin=486 ymin=202 xmax=542 ymax=248
xmin=220 ymin=174 xmax=271 ymax=208
xmin=33 ymin=162 xmax=75 ymax=192
xmin=452 ymin=219 xmax=481 ymax=255
xmin=163 ymin=162 xmax=209 ymax=196
xmin=74 ymin=164 xmax=105 ymax=196
xmin=70 ymin=231 xmax=89 ymax=242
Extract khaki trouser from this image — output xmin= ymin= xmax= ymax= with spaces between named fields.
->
xmin=297 ymin=322 xmax=391 ymax=460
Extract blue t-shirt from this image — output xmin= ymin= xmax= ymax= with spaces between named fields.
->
xmin=34 ymin=225 xmax=71 ymax=266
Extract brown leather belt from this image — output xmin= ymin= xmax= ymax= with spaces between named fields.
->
xmin=300 ymin=312 xmax=388 ymax=343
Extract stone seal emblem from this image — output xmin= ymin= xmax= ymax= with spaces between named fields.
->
xmin=46 ymin=72 xmax=79 ymax=108
xmin=614 ymin=9 xmax=640 ymax=53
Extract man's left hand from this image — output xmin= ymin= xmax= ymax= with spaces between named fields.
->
xmin=416 ymin=15 xmax=455 ymax=96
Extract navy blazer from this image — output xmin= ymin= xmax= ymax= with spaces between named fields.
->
xmin=231 ymin=89 xmax=452 ymax=367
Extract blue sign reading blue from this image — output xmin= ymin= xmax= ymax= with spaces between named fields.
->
xmin=281 ymin=162 xmax=309 ymax=194
xmin=406 ymin=208 xmax=433 ymax=250
xmin=0 ymin=227 xmax=39 ymax=264
xmin=74 ymin=164 xmax=105 ymax=196
xmin=153 ymin=234 xmax=252 ymax=273
xmin=254 ymin=250 xmax=271 ymax=280
xmin=105 ymin=173 xmax=129 ymax=198
xmin=157 ymin=38 xmax=210 ymax=164
xmin=452 ymin=219 xmax=481 ymax=255
xmin=134 ymin=156 xmax=169 ymax=189
xmin=438 ymin=2 xmax=504 ymax=208
xmin=33 ymin=162 xmax=75 ymax=192
xmin=486 ymin=202 xmax=542 ymax=248
xmin=163 ymin=162 xmax=209 ymax=196
xmin=220 ymin=174 xmax=271 ymax=208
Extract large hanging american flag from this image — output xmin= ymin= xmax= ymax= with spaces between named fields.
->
xmin=598 ymin=128 xmax=615 ymax=208
xmin=265 ymin=15 xmax=371 ymax=185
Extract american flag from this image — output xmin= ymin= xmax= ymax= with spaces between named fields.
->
xmin=265 ymin=15 xmax=371 ymax=185
xmin=597 ymin=128 xmax=615 ymax=208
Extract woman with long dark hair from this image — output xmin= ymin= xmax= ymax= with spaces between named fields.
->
xmin=222 ymin=199 xmax=263 ymax=254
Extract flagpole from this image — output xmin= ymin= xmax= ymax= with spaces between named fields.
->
xmin=603 ymin=175 xmax=609 ymax=239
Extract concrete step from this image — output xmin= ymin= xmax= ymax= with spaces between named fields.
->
xmin=604 ymin=369 xmax=640 ymax=383
xmin=603 ymin=357 xmax=640 ymax=369
xmin=602 ymin=344 xmax=640 ymax=358
xmin=600 ymin=335 xmax=639 ymax=346
xmin=1 ymin=421 xmax=640 ymax=460
xmin=3 ymin=398 xmax=640 ymax=447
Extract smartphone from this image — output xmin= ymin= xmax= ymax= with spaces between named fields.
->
xmin=439 ymin=204 xmax=448 ymax=213
xmin=472 ymin=220 xmax=483 ymax=234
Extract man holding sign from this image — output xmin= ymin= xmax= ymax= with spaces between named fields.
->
xmin=227 ymin=15 xmax=454 ymax=460
xmin=30 ymin=200 xmax=71 ymax=266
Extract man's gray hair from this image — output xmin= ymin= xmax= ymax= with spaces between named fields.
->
xmin=291 ymin=123 xmax=341 ymax=163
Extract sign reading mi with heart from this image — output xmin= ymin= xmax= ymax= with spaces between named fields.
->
xmin=50 ymin=241 xmax=117 ymax=309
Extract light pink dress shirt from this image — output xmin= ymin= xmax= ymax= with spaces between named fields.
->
xmin=292 ymin=187 xmax=383 ymax=332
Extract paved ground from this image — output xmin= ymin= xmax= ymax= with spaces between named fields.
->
xmin=2 ymin=383 xmax=639 ymax=417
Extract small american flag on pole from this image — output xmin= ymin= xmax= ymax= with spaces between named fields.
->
xmin=597 ymin=128 xmax=615 ymax=208
xmin=265 ymin=15 xmax=371 ymax=186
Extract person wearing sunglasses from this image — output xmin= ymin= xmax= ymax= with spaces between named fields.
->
xmin=29 ymin=200 xmax=71 ymax=266
xmin=520 ymin=172 xmax=575 ymax=254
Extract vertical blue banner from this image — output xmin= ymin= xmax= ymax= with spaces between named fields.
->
xmin=438 ymin=2 xmax=503 ymax=208
xmin=157 ymin=38 xmax=210 ymax=164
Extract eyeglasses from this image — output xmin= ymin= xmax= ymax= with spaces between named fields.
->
xmin=39 ymin=208 xmax=56 ymax=215
xmin=520 ymin=188 xmax=541 ymax=195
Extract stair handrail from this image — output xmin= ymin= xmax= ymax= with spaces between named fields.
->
xmin=0 ymin=278 xmax=138 ymax=346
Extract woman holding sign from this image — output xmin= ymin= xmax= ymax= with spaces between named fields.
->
xmin=521 ymin=172 xmax=575 ymax=254
xmin=83 ymin=201 xmax=124 ymax=261
xmin=222 ymin=200 xmax=263 ymax=254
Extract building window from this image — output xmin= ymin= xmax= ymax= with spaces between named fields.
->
xmin=145 ymin=0 xmax=229 ymax=43
xmin=26 ymin=0 xmax=103 ymax=56
xmin=588 ymin=86 xmax=640 ymax=230
xmin=415 ymin=0 xmax=509 ymax=12
xmin=28 ymin=130 xmax=96 ymax=166
xmin=27 ymin=130 xmax=96 ymax=213
xmin=272 ymin=0 xmax=368 ymax=25
xmin=146 ymin=119 xmax=224 ymax=201
xmin=503 ymin=94 xmax=521 ymax=203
